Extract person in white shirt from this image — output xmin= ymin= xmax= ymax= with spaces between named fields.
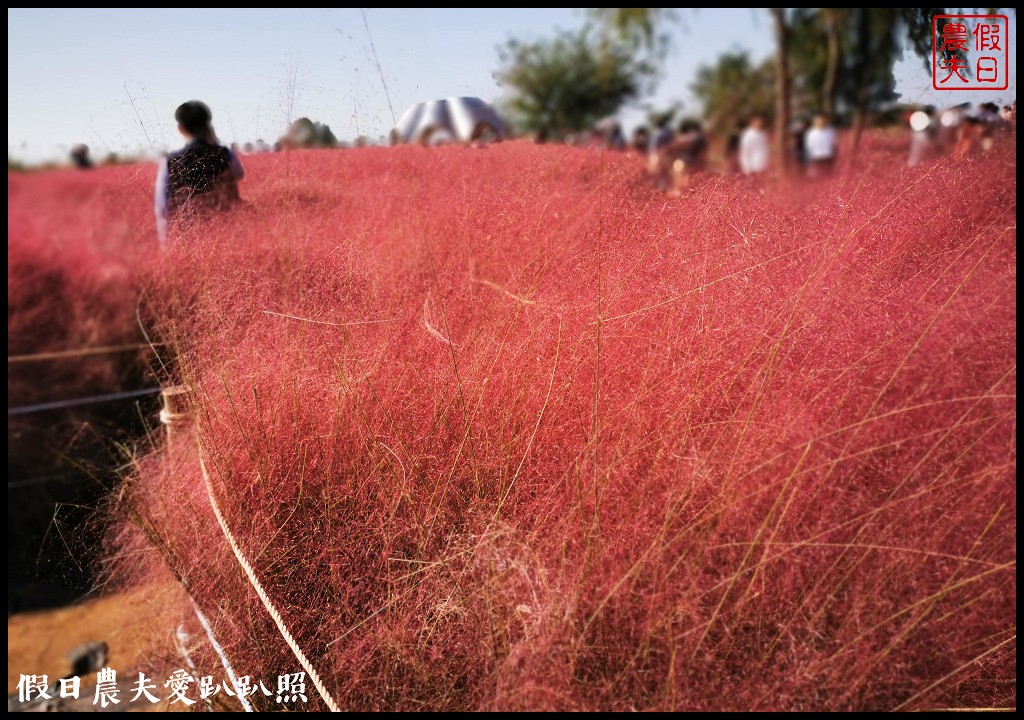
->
xmin=804 ymin=113 xmax=838 ymax=178
xmin=907 ymin=108 xmax=937 ymax=167
xmin=738 ymin=115 xmax=771 ymax=176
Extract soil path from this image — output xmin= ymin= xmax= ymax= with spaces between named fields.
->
xmin=8 ymin=584 xmax=185 ymax=711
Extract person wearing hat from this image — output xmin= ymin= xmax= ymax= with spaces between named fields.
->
xmin=154 ymin=100 xmax=246 ymax=246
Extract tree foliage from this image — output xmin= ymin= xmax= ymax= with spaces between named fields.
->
xmin=771 ymin=8 xmax=792 ymax=171
xmin=690 ymin=52 xmax=775 ymax=137
xmin=279 ymin=117 xmax=337 ymax=149
xmin=687 ymin=7 xmax=961 ymax=155
xmin=584 ymin=7 xmax=678 ymax=62
xmin=495 ymin=28 xmax=656 ymax=141
xmin=788 ymin=8 xmax=947 ymax=122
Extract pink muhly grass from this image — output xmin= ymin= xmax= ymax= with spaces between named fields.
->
xmin=8 ymin=165 xmax=159 ymax=404
xmin=8 ymin=163 xmax=168 ymax=610
xmin=83 ymin=138 xmax=1017 ymax=710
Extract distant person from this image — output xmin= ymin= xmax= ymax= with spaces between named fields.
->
xmin=953 ymin=115 xmax=983 ymax=158
xmin=804 ymin=113 xmax=838 ymax=179
xmin=154 ymin=100 xmax=246 ymax=246
xmin=424 ymin=127 xmax=455 ymax=146
xmin=936 ymin=104 xmax=968 ymax=155
xmin=650 ymin=115 xmax=675 ymax=155
xmin=470 ymin=122 xmax=501 ymax=147
xmin=668 ymin=119 xmax=709 ymax=192
xmin=739 ymin=115 xmax=770 ymax=176
xmin=999 ymin=104 xmax=1014 ymax=127
xmin=599 ymin=121 xmax=626 ymax=151
xmin=907 ymin=109 xmax=937 ymax=167
xmin=630 ymin=126 xmax=651 ymax=157
xmin=791 ymin=116 xmax=809 ymax=172
xmin=723 ymin=129 xmax=742 ymax=175
xmin=69 ymin=143 xmax=93 ymax=169
xmin=997 ymin=103 xmax=1015 ymax=139
xmin=647 ymin=116 xmax=676 ymax=191
xmin=976 ymin=102 xmax=1003 ymax=151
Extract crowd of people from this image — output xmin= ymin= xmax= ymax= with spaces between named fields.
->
xmin=585 ymin=111 xmax=842 ymax=194
xmin=907 ymin=101 xmax=1015 ymax=167
xmin=585 ymin=100 xmax=1015 ymax=194
xmin=146 ymin=97 xmax=1015 ymax=246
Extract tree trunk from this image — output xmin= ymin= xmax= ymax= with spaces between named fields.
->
xmin=771 ymin=8 xmax=791 ymax=173
xmin=850 ymin=8 xmax=872 ymax=157
xmin=822 ymin=9 xmax=841 ymax=120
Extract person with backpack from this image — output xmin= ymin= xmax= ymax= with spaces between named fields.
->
xmin=154 ymin=100 xmax=246 ymax=246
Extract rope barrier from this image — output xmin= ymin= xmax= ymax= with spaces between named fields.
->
xmin=7 ymin=473 xmax=80 ymax=489
xmin=7 ymin=388 xmax=162 ymax=416
xmin=7 ymin=343 xmax=162 ymax=363
xmin=197 ymin=446 xmax=341 ymax=712
xmin=190 ymin=600 xmax=255 ymax=712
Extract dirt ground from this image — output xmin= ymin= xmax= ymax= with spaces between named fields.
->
xmin=8 ymin=583 xmax=186 ymax=712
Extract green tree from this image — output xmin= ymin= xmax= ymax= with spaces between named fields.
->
xmin=820 ymin=8 xmax=842 ymax=121
xmin=315 ymin=122 xmax=338 ymax=148
xmin=495 ymin=28 xmax=656 ymax=141
xmin=788 ymin=8 xmax=961 ymax=151
xmin=587 ymin=8 xmax=1003 ymax=164
xmin=585 ymin=7 xmax=681 ymax=123
xmin=845 ymin=8 xmax=949 ymax=152
xmin=584 ymin=7 xmax=678 ymax=62
xmin=761 ymin=7 xmax=964 ymax=165
xmin=789 ymin=8 xmax=844 ymax=120
xmin=280 ymin=117 xmax=338 ymax=148
xmin=691 ymin=52 xmax=775 ymax=138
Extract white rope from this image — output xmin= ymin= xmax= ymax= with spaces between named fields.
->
xmin=175 ymin=622 xmax=215 ymax=711
xmin=190 ymin=599 xmax=255 ymax=712
xmin=159 ymin=408 xmax=190 ymax=426
xmin=197 ymin=447 xmax=341 ymax=712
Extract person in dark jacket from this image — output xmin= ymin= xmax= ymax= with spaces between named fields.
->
xmin=666 ymin=118 xmax=709 ymax=192
xmin=154 ymin=100 xmax=245 ymax=246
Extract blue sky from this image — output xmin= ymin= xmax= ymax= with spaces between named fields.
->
xmin=7 ymin=8 xmax=1017 ymax=164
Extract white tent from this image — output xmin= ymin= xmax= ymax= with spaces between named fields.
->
xmin=392 ymin=96 xmax=509 ymax=145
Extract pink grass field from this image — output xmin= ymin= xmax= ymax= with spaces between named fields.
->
xmin=9 ymin=133 xmax=1016 ymax=711
xmin=8 ymin=165 xmax=154 ymax=406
